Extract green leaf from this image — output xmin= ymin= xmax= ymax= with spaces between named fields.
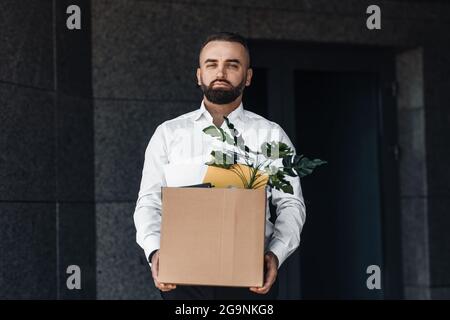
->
xmin=203 ymin=126 xmax=222 ymax=139
xmin=224 ymin=116 xmax=234 ymax=130
xmin=283 ymin=154 xmax=302 ymax=168
xmin=282 ymin=167 xmax=297 ymax=177
xmin=278 ymin=142 xmax=294 ymax=157
xmin=268 ymin=173 xmax=294 ymax=194
xmin=281 ymin=184 xmax=294 ymax=194
xmin=261 ymin=141 xmax=294 ymax=159
xmin=202 ymin=125 xmax=235 ymax=145
xmin=224 ymin=116 xmax=248 ymax=150
xmin=218 ymin=128 xmax=235 ymax=145
xmin=294 ymin=157 xmax=327 ymax=178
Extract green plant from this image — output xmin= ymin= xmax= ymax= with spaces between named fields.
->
xmin=202 ymin=116 xmax=327 ymax=194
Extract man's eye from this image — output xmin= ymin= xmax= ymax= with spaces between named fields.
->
xmin=229 ymin=64 xmax=239 ymax=69
xmin=206 ymin=64 xmax=216 ymax=68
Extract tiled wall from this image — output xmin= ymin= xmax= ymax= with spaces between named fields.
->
xmin=1 ymin=0 xmax=449 ymax=299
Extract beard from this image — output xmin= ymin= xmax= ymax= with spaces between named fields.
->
xmin=200 ymin=78 xmax=246 ymax=105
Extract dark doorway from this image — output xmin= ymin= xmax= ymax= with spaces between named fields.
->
xmin=244 ymin=41 xmax=402 ymax=299
xmin=295 ymin=71 xmax=383 ymax=299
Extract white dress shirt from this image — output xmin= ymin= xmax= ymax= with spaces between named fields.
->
xmin=133 ymin=100 xmax=306 ymax=269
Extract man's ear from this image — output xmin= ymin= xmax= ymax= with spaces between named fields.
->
xmin=196 ymin=68 xmax=201 ymax=86
xmin=245 ymin=68 xmax=253 ymax=86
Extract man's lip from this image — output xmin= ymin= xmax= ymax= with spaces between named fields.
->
xmin=213 ymin=82 xmax=230 ymax=86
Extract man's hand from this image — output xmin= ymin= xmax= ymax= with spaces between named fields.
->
xmin=249 ymin=251 xmax=279 ymax=295
xmin=151 ymin=250 xmax=177 ymax=292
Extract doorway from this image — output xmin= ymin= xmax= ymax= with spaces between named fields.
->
xmin=244 ymin=41 xmax=402 ymax=299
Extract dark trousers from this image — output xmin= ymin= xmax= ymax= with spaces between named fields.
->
xmin=160 ymin=280 xmax=278 ymax=300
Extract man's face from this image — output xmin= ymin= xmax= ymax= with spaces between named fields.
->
xmin=197 ymin=40 xmax=253 ymax=105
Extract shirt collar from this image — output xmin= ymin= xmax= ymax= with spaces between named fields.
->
xmin=193 ymin=100 xmax=245 ymax=123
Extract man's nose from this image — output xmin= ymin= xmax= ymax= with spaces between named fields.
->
xmin=216 ymin=65 xmax=226 ymax=78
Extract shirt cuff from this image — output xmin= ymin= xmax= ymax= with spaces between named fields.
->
xmin=148 ymin=249 xmax=158 ymax=264
xmin=266 ymin=238 xmax=288 ymax=269
xmin=142 ymin=235 xmax=160 ymax=268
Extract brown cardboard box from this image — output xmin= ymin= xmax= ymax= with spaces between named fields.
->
xmin=158 ymin=187 xmax=266 ymax=287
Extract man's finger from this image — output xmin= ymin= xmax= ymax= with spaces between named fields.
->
xmin=158 ymin=282 xmax=177 ymax=291
xmin=151 ymin=251 xmax=160 ymax=284
xmin=160 ymin=283 xmax=177 ymax=290
xmin=249 ymin=273 xmax=273 ymax=294
xmin=159 ymin=285 xmax=173 ymax=292
xmin=151 ymin=267 xmax=158 ymax=282
xmin=249 ymin=286 xmax=269 ymax=294
xmin=249 ymin=258 xmax=277 ymax=294
xmin=154 ymin=252 xmax=159 ymax=275
xmin=265 ymin=265 xmax=277 ymax=284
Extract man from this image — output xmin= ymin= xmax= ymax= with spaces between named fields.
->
xmin=133 ymin=32 xmax=306 ymax=300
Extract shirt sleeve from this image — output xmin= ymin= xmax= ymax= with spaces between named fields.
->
xmin=266 ymin=124 xmax=306 ymax=269
xmin=133 ymin=124 xmax=168 ymax=267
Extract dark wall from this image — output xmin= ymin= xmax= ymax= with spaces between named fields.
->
xmin=1 ymin=0 xmax=450 ymax=299
xmin=0 ymin=0 xmax=95 ymax=299
xmin=91 ymin=0 xmax=450 ymax=300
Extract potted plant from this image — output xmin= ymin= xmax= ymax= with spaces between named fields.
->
xmin=202 ymin=116 xmax=326 ymax=194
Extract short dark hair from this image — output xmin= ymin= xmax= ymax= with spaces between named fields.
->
xmin=199 ymin=32 xmax=251 ymax=68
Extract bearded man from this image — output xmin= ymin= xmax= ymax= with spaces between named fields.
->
xmin=133 ymin=32 xmax=306 ymax=300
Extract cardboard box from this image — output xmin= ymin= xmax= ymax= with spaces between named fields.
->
xmin=158 ymin=187 xmax=266 ymax=287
